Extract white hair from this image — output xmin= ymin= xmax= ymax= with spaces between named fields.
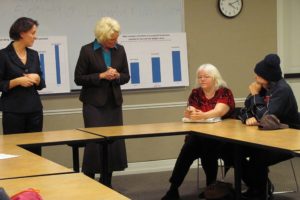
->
xmin=196 ymin=63 xmax=227 ymax=88
xmin=94 ymin=17 xmax=120 ymax=43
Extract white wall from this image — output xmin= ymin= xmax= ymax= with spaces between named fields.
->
xmin=277 ymin=0 xmax=300 ymax=106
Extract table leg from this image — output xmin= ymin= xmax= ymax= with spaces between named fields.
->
xmin=71 ymin=145 xmax=80 ymax=172
xmin=234 ymin=145 xmax=242 ymax=200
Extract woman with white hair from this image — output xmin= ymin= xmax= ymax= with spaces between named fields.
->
xmin=162 ymin=64 xmax=235 ymax=200
xmin=74 ymin=17 xmax=130 ymax=186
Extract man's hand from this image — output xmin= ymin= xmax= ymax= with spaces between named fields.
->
xmin=246 ymin=117 xmax=259 ymax=126
xmin=249 ymin=82 xmax=262 ymax=95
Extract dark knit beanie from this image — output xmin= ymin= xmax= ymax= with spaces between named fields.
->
xmin=254 ymin=54 xmax=282 ymax=82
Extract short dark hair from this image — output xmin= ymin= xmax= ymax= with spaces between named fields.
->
xmin=9 ymin=17 xmax=39 ymax=40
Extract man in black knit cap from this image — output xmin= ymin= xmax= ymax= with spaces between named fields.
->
xmin=239 ymin=53 xmax=300 ymax=200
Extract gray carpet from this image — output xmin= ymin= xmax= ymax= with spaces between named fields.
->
xmin=111 ymin=158 xmax=300 ymax=200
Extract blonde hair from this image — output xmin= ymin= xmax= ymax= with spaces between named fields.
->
xmin=94 ymin=17 xmax=120 ymax=43
xmin=196 ymin=63 xmax=227 ymax=89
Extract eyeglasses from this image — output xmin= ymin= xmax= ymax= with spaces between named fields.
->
xmin=198 ymin=76 xmax=212 ymax=79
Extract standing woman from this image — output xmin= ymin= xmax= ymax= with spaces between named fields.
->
xmin=0 ymin=17 xmax=45 ymax=155
xmin=74 ymin=17 xmax=130 ymax=186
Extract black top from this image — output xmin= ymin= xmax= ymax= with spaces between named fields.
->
xmin=239 ymin=79 xmax=300 ymax=128
xmin=0 ymin=42 xmax=45 ymax=113
xmin=74 ymin=42 xmax=130 ymax=107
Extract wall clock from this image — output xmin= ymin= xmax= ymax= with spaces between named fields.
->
xmin=218 ymin=0 xmax=243 ymax=18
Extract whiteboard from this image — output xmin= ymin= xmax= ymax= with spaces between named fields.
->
xmin=0 ymin=0 xmax=184 ymax=91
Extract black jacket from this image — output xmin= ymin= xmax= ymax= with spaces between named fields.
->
xmin=0 ymin=42 xmax=45 ymax=113
xmin=74 ymin=42 xmax=130 ymax=107
xmin=239 ymin=79 xmax=300 ymax=127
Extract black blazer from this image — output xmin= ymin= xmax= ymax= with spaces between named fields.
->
xmin=0 ymin=42 xmax=46 ymax=113
xmin=74 ymin=42 xmax=130 ymax=107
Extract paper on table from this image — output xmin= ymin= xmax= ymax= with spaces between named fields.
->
xmin=0 ymin=153 xmax=19 ymax=160
xmin=182 ymin=117 xmax=222 ymax=123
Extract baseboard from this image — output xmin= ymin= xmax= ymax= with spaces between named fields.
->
xmin=92 ymin=158 xmax=227 ymax=178
xmin=93 ymin=159 xmax=225 ymax=177
xmin=112 ymin=159 xmax=199 ymax=176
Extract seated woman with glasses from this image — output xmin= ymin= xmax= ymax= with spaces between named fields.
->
xmin=162 ymin=63 xmax=235 ymax=200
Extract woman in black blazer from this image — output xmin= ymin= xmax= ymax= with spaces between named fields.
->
xmin=75 ymin=17 xmax=130 ymax=186
xmin=0 ymin=17 xmax=46 ymax=155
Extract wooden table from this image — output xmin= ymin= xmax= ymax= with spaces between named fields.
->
xmin=0 ymin=129 xmax=103 ymax=146
xmin=78 ymin=120 xmax=300 ymax=151
xmin=0 ymin=173 xmax=129 ymax=200
xmin=78 ymin=122 xmax=192 ymax=184
xmin=78 ymin=121 xmax=191 ymax=138
xmin=79 ymin=119 xmax=300 ymax=199
xmin=189 ymin=119 xmax=300 ymax=151
xmin=0 ymin=129 xmax=104 ymax=172
xmin=0 ymin=145 xmax=72 ymax=180
xmin=0 ymin=130 xmax=129 ymax=199
xmin=189 ymin=119 xmax=300 ymax=199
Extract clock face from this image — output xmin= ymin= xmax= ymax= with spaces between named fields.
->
xmin=219 ymin=0 xmax=243 ymax=18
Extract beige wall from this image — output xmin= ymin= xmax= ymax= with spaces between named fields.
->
xmin=0 ymin=0 xmax=277 ymax=168
xmin=185 ymin=0 xmax=277 ymax=98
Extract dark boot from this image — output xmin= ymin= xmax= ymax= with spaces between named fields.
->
xmin=198 ymin=191 xmax=205 ymax=199
xmin=161 ymin=185 xmax=180 ymax=200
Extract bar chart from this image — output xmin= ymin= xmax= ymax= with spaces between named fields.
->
xmin=54 ymin=44 xmax=62 ymax=85
xmin=130 ymin=61 xmax=140 ymax=84
xmin=34 ymin=37 xmax=70 ymax=94
xmin=0 ymin=36 xmax=70 ymax=94
xmin=119 ymin=33 xmax=189 ymax=90
xmin=152 ymin=56 xmax=161 ymax=83
xmin=39 ymin=52 xmax=46 ymax=80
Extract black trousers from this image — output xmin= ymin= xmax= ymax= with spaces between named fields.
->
xmin=2 ymin=111 xmax=43 ymax=155
xmin=241 ymin=146 xmax=294 ymax=192
xmin=169 ymin=134 xmax=226 ymax=188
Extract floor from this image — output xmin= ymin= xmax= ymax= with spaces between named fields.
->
xmin=111 ymin=158 xmax=300 ymax=200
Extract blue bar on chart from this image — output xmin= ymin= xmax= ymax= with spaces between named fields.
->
xmin=130 ymin=62 xmax=140 ymax=84
xmin=172 ymin=50 xmax=182 ymax=81
xmin=54 ymin=44 xmax=61 ymax=84
xmin=39 ymin=53 xmax=45 ymax=81
xmin=151 ymin=57 xmax=161 ymax=83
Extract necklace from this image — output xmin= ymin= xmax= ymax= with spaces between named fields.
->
xmin=16 ymin=50 xmax=27 ymax=60
xmin=13 ymin=42 xmax=27 ymax=62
